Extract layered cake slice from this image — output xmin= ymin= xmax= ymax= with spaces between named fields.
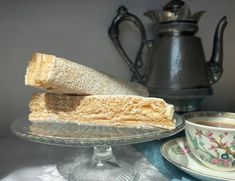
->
xmin=29 ymin=93 xmax=175 ymax=130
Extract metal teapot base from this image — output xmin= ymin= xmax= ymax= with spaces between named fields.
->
xmin=148 ymin=87 xmax=213 ymax=113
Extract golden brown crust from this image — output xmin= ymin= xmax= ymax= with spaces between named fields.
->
xmin=25 ymin=52 xmax=149 ymax=96
xmin=29 ymin=93 xmax=175 ymax=130
xmin=25 ymin=53 xmax=55 ymax=88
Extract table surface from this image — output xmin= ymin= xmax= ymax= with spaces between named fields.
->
xmin=0 ymin=134 xmax=195 ymax=181
xmin=135 ymin=132 xmax=196 ymax=181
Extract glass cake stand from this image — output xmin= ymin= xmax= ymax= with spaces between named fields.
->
xmin=11 ymin=114 xmax=184 ymax=181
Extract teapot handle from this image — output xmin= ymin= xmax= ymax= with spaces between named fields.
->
xmin=108 ymin=5 xmax=147 ymax=84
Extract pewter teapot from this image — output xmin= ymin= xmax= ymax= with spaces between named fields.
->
xmin=108 ymin=0 xmax=227 ymax=112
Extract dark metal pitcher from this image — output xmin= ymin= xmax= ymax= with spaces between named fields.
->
xmin=108 ymin=0 xmax=227 ymax=112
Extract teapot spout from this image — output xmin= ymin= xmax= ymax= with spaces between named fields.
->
xmin=207 ymin=16 xmax=228 ymax=84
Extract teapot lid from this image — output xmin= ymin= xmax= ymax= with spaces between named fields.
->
xmin=147 ymin=0 xmax=205 ymax=24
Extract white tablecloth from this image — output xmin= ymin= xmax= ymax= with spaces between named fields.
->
xmin=0 ymin=137 xmax=168 ymax=181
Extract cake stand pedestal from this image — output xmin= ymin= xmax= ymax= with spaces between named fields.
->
xmin=11 ymin=115 xmax=184 ymax=181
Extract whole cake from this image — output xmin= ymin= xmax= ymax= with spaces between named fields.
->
xmin=29 ymin=93 xmax=175 ymax=130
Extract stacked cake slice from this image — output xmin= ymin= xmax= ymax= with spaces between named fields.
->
xmin=25 ymin=52 xmax=175 ymax=130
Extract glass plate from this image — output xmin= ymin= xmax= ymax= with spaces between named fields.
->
xmin=11 ymin=114 xmax=184 ymax=181
xmin=11 ymin=114 xmax=184 ymax=147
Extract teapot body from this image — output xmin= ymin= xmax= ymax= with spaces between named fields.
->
xmin=147 ymin=35 xmax=210 ymax=89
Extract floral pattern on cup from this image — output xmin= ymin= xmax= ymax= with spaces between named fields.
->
xmin=171 ymin=142 xmax=190 ymax=156
xmin=187 ymin=129 xmax=235 ymax=168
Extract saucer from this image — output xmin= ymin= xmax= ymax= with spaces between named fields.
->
xmin=161 ymin=137 xmax=235 ymax=181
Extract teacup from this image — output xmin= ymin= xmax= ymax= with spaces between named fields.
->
xmin=183 ymin=112 xmax=235 ymax=171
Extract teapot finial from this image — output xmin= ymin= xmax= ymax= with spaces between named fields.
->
xmin=145 ymin=0 xmax=205 ymax=24
xmin=163 ymin=0 xmax=185 ymax=12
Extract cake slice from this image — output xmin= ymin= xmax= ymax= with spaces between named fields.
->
xmin=25 ymin=52 xmax=148 ymax=96
xmin=29 ymin=93 xmax=175 ymax=130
